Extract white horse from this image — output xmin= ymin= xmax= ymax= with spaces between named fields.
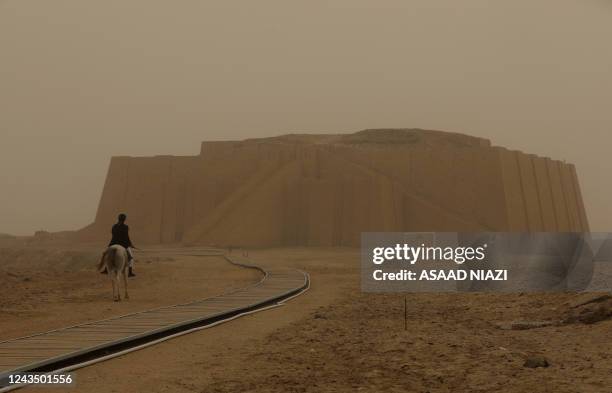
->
xmin=97 ymin=245 xmax=129 ymax=301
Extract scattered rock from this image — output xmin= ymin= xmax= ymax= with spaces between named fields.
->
xmin=313 ymin=312 xmax=327 ymax=320
xmin=496 ymin=320 xmax=557 ymax=330
xmin=563 ymin=300 xmax=612 ymax=324
xmin=567 ymin=293 xmax=612 ymax=309
xmin=523 ymin=356 xmax=550 ymax=368
xmin=564 ymin=307 xmax=612 ymax=325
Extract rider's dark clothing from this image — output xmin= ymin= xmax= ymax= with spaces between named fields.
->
xmin=108 ymin=223 xmax=134 ymax=260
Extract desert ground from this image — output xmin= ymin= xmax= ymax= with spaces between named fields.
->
xmin=1 ymin=243 xmax=612 ymax=393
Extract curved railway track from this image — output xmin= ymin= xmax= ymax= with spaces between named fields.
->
xmin=0 ymin=249 xmax=309 ymax=391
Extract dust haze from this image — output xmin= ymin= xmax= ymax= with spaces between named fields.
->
xmin=1 ymin=0 xmax=611 ymax=235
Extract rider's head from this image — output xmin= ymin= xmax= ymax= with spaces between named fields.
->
xmin=118 ymin=213 xmax=127 ymax=223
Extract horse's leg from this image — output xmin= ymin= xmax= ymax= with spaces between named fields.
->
xmin=116 ymin=273 xmax=121 ymax=301
xmin=111 ymin=274 xmax=118 ymax=301
xmin=123 ymin=268 xmax=129 ymax=300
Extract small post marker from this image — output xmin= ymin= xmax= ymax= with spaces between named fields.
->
xmin=404 ymin=296 xmax=407 ymax=331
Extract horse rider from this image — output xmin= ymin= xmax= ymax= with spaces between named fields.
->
xmin=106 ymin=213 xmax=136 ymax=277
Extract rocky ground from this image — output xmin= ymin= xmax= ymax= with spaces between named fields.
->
xmin=203 ymin=291 xmax=612 ymax=393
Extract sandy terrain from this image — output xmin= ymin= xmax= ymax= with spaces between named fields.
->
xmin=2 ymin=247 xmax=612 ymax=392
xmin=0 ymin=245 xmax=260 ymax=341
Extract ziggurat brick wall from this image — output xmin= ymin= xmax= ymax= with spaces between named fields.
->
xmin=80 ymin=129 xmax=589 ymax=247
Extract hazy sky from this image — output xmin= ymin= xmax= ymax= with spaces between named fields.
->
xmin=1 ymin=0 xmax=611 ymax=235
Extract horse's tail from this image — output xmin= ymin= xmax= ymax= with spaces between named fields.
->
xmin=98 ymin=247 xmax=116 ymax=272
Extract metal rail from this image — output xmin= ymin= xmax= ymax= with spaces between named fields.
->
xmin=0 ymin=251 xmax=309 ymax=390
